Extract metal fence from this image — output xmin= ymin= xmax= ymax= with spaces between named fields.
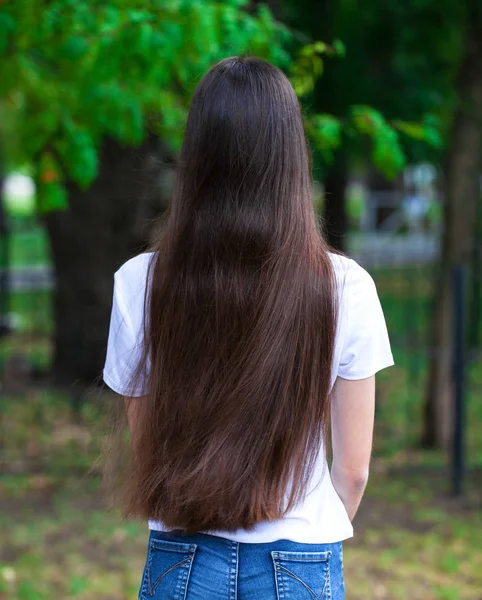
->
xmin=0 ymin=214 xmax=52 ymax=379
xmin=1 ymin=214 xmax=481 ymax=492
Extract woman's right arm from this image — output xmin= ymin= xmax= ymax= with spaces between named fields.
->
xmin=124 ymin=396 xmax=138 ymax=436
xmin=124 ymin=396 xmax=146 ymax=445
xmin=330 ymin=375 xmax=376 ymax=521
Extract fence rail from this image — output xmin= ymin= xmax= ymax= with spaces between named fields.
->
xmin=1 ymin=217 xmax=481 ymax=488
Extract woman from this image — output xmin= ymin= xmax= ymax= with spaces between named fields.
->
xmin=103 ymin=57 xmax=393 ymax=600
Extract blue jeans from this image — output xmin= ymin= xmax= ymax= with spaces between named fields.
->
xmin=139 ymin=530 xmax=345 ymax=600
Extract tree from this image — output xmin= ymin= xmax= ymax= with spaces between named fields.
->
xmin=281 ymin=0 xmax=482 ymax=450
xmin=0 ymin=0 xmax=296 ymax=383
xmin=0 ymin=0 xmax=431 ymax=383
xmin=281 ymin=0 xmax=459 ymax=248
xmin=423 ymin=1 xmax=482 ymax=448
xmin=283 ymin=0 xmax=482 ymax=448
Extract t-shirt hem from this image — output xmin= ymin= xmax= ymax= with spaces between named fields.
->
xmin=337 ymin=355 xmax=395 ymax=381
xmin=147 ymin=520 xmax=354 ymax=545
xmin=103 ymin=369 xmax=131 ymax=396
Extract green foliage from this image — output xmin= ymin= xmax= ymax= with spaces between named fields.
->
xmin=308 ymin=114 xmax=343 ymax=161
xmin=0 ymin=0 xmax=292 ymax=211
xmin=36 ymin=152 xmax=68 ymax=212
xmin=284 ymin=0 xmax=465 ymax=170
xmin=54 ymin=121 xmax=98 ymax=188
xmin=289 ymin=40 xmax=345 ymax=96
xmin=393 ymin=114 xmax=443 ymax=148
xmin=309 ymin=104 xmax=444 ymax=179
xmin=307 ymin=106 xmax=443 ymax=177
xmin=0 ymin=0 xmax=442 ymax=211
xmin=351 ymin=105 xmax=406 ymax=179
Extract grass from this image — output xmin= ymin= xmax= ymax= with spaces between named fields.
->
xmin=1 ymin=237 xmax=481 ymax=598
xmin=346 ymin=468 xmax=482 ymax=600
xmin=1 ymin=392 xmax=481 ymax=600
xmin=346 ymin=500 xmax=482 ymax=600
xmin=0 ymin=290 xmax=53 ymax=375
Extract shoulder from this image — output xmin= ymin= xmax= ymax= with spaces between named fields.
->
xmin=329 ymin=252 xmax=376 ymax=296
xmin=113 ymin=252 xmax=155 ymax=313
xmin=115 ymin=252 xmax=155 ymax=285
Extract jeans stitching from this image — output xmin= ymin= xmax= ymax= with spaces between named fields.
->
xmin=142 ymin=543 xmax=197 ymax=599
xmin=140 ymin=538 xmax=340 ymax=600
xmin=277 ymin=565 xmax=319 ymax=600
xmin=324 ymin=556 xmax=332 ymax=600
xmin=272 ymin=552 xmax=285 ymax=600
xmin=272 ymin=551 xmax=332 ymax=600
xmin=272 ymin=552 xmax=331 ymax=563
xmin=229 ymin=541 xmax=239 ymax=600
xmin=149 ymin=557 xmax=191 ymax=595
xmin=180 ymin=548 xmax=196 ymax=600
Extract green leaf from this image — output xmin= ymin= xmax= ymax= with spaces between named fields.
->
xmin=36 ymin=152 xmax=68 ymax=213
xmin=308 ymin=114 xmax=343 ymax=162
xmin=313 ymin=41 xmax=328 ymax=54
xmin=372 ymin=132 xmax=406 ymax=179
xmin=56 ymin=122 xmax=98 ymax=188
xmin=98 ymin=6 xmax=121 ymax=34
xmin=422 ymin=114 xmax=443 ymax=148
xmin=393 ymin=120 xmax=426 ymax=140
xmin=126 ymin=9 xmax=152 ymax=24
xmin=422 ymin=125 xmax=443 ymax=148
xmin=290 ymin=45 xmax=327 ymax=97
xmin=332 ymin=39 xmax=346 ymax=58
xmin=60 ymin=36 xmax=89 ymax=60
xmin=393 ymin=116 xmax=443 ymax=148
xmin=228 ymin=0 xmax=249 ymax=6
xmin=37 ymin=181 xmax=68 ymax=213
xmin=351 ymin=106 xmax=406 ymax=178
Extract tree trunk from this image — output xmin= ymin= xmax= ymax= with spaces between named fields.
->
xmin=297 ymin=0 xmax=348 ymax=251
xmin=272 ymin=0 xmax=350 ymax=250
xmin=423 ymin=5 xmax=482 ymax=448
xmin=323 ymin=153 xmax=347 ymax=251
xmin=468 ymin=190 xmax=482 ymax=351
xmin=0 ymin=165 xmax=9 ymax=336
xmin=44 ymin=136 xmax=170 ymax=386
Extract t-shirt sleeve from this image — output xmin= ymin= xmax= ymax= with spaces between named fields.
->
xmin=337 ymin=263 xmax=394 ymax=380
xmin=103 ymin=269 xmax=148 ymax=397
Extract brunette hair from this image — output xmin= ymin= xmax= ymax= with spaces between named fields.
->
xmin=121 ymin=57 xmax=336 ymax=532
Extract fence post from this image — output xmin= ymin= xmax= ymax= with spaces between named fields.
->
xmin=0 ymin=179 xmax=10 ymax=338
xmin=451 ymin=264 xmax=466 ymax=496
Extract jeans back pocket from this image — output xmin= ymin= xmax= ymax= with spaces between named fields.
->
xmin=271 ymin=550 xmax=331 ymax=600
xmin=139 ymin=538 xmax=197 ymax=600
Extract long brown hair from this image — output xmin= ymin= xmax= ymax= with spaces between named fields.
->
xmin=123 ymin=57 xmax=336 ymax=532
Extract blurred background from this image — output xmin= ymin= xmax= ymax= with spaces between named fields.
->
xmin=0 ymin=1 xmax=481 ymax=598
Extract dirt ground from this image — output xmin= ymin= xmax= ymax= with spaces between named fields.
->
xmin=1 ymin=393 xmax=481 ymax=600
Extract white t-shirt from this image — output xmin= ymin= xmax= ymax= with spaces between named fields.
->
xmin=103 ymin=251 xmax=394 ymax=544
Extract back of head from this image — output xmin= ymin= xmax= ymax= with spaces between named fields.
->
xmin=172 ymin=56 xmax=314 ymax=246
xmin=124 ymin=57 xmax=336 ymax=532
